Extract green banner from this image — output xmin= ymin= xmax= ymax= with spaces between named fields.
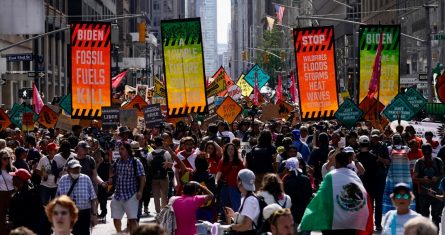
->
xmin=161 ymin=18 xmax=207 ymax=117
xmin=382 ymin=94 xmax=415 ymax=122
xmin=359 ymin=25 xmax=400 ymax=106
xmin=403 ymin=87 xmax=427 ymax=115
xmin=334 ymin=99 xmax=363 ymax=129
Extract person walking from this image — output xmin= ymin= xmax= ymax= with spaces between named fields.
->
xmin=57 ymin=159 xmax=98 ymax=235
xmin=0 ymin=149 xmax=14 ymax=235
xmin=45 ymin=196 xmax=79 ymax=235
xmin=110 ymin=142 xmax=146 ymax=234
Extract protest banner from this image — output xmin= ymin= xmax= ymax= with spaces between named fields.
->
xmin=206 ymin=72 xmax=226 ymax=97
xmin=144 ymin=104 xmax=163 ymax=128
xmin=359 ymin=96 xmax=388 ymax=129
xmin=216 ymin=97 xmax=242 ymax=124
xmin=382 ymin=94 xmax=415 ymax=122
xmin=122 ymin=95 xmax=149 ymax=117
xmin=359 ymin=25 xmax=400 ymax=105
xmin=101 ymin=107 xmax=120 ymax=130
xmin=403 ymin=87 xmax=427 ymax=115
xmin=276 ymin=100 xmax=294 ymax=119
xmin=37 ymin=105 xmax=59 ymax=129
xmin=0 ymin=109 xmax=12 ymax=131
xmin=120 ymin=109 xmax=138 ymax=129
xmin=9 ymin=105 xmax=36 ymax=129
xmin=22 ymin=112 xmax=34 ymax=131
xmin=236 ymin=74 xmax=253 ymax=97
xmin=71 ymin=22 xmax=111 ymax=118
xmin=161 ymin=18 xmax=207 ymax=116
xmin=55 ymin=114 xmax=73 ymax=131
xmin=243 ymin=64 xmax=270 ymax=89
xmin=335 ymin=99 xmax=364 ymax=129
xmin=58 ymin=94 xmax=72 ymax=114
xmin=294 ymin=26 xmax=339 ymax=120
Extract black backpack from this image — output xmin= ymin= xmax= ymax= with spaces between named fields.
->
xmin=150 ymin=150 xmax=168 ymax=179
xmin=238 ymin=192 xmax=268 ymax=235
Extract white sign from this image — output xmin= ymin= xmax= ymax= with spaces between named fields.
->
xmin=227 ymin=85 xmax=242 ymax=100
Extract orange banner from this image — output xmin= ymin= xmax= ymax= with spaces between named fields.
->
xmin=71 ymin=22 xmax=111 ymax=118
xmin=294 ymin=26 xmax=338 ymax=120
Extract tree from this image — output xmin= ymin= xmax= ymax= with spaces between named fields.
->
xmin=255 ymin=28 xmax=285 ymax=87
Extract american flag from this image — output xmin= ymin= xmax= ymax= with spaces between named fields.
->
xmin=274 ymin=4 xmax=285 ymax=24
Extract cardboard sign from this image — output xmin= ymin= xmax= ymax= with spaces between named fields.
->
xmin=207 ymin=72 xmax=226 ymax=97
xmin=22 ymin=112 xmax=34 ymax=131
xmin=144 ymin=104 xmax=163 ymax=128
xmin=211 ymin=66 xmax=234 ymax=97
xmin=55 ymin=114 xmax=73 ymax=131
xmin=359 ymin=25 xmax=400 ymax=105
xmin=154 ymin=78 xmax=166 ymax=97
xmin=244 ymin=64 xmax=270 ymax=89
xmin=37 ymin=105 xmax=59 ymax=129
xmin=101 ymin=107 xmax=120 ymax=130
xmin=216 ymin=97 xmax=243 ymax=124
xmin=136 ymin=84 xmax=149 ymax=100
xmin=71 ymin=22 xmax=111 ymax=118
xmin=9 ymin=105 xmax=36 ymax=128
xmin=122 ymin=95 xmax=149 ymax=117
xmin=161 ymin=18 xmax=207 ymax=116
xmin=276 ymin=100 xmax=294 ymax=119
xmin=404 ymin=87 xmax=427 ymax=115
xmin=227 ymin=85 xmax=243 ymax=100
xmin=359 ymin=96 xmax=388 ymax=129
xmin=294 ymin=26 xmax=338 ymax=120
xmin=236 ymin=74 xmax=253 ymax=97
xmin=260 ymin=103 xmax=279 ymax=122
xmin=382 ymin=94 xmax=416 ymax=122
xmin=120 ymin=109 xmax=138 ymax=129
xmin=0 ymin=108 xmax=12 ymax=131
xmin=335 ymin=99 xmax=364 ymax=129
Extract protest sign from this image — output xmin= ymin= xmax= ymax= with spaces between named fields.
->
xmin=55 ymin=114 xmax=73 ymax=131
xmin=37 ymin=105 xmax=59 ymax=129
xmin=236 ymin=74 xmax=253 ymax=97
xmin=359 ymin=96 xmax=388 ymax=129
xmin=216 ymin=97 xmax=242 ymax=124
xmin=276 ymin=100 xmax=293 ymax=119
xmin=227 ymin=85 xmax=242 ymax=100
xmin=71 ymin=22 xmax=111 ymax=118
xmin=335 ymin=99 xmax=364 ymax=128
xmin=0 ymin=109 xmax=12 ymax=131
xmin=136 ymin=84 xmax=149 ymax=100
xmin=120 ymin=109 xmax=138 ymax=129
xmin=161 ymin=18 xmax=207 ymax=116
xmin=21 ymin=112 xmax=34 ymax=131
xmin=206 ymin=72 xmax=226 ymax=97
xmin=403 ymin=87 xmax=427 ymax=115
xmin=211 ymin=66 xmax=234 ymax=96
xmin=122 ymin=95 xmax=149 ymax=117
xmin=294 ymin=26 xmax=339 ymax=120
xmin=101 ymin=107 xmax=120 ymax=130
xmin=154 ymin=78 xmax=166 ymax=97
xmin=359 ymin=25 xmax=400 ymax=105
xmin=244 ymin=64 xmax=270 ymax=89
xmin=144 ymin=104 xmax=163 ymax=128
xmin=382 ymin=94 xmax=416 ymax=122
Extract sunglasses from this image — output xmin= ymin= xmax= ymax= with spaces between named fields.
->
xmin=395 ymin=193 xmax=410 ymax=200
xmin=53 ymin=210 xmax=69 ymax=216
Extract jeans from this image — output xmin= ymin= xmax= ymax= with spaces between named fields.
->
xmin=219 ymin=185 xmax=241 ymax=221
xmin=417 ymin=193 xmax=443 ymax=227
xmin=39 ymin=185 xmax=57 ymax=205
xmin=72 ymin=209 xmax=91 ymax=235
xmin=98 ymin=186 xmax=108 ymax=217
xmin=373 ymin=176 xmax=386 ymax=227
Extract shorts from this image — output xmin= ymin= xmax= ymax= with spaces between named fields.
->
xmin=111 ymin=193 xmax=139 ymax=220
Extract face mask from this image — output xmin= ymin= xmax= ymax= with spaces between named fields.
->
xmin=70 ymin=173 xmax=80 ymax=179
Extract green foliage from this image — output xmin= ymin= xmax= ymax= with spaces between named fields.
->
xmin=255 ymin=28 xmax=285 ymax=85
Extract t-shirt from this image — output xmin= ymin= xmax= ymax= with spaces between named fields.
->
xmin=54 ymin=152 xmax=76 ymax=168
xmin=321 ymin=162 xmax=358 ymax=178
xmin=66 ymin=155 xmax=96 ymax=179
xmin=172 ymin=195 xmax=207 ymax=235
xmin=216 ymin=159 xmax=244 ymax=187
xmin=246 ymin=146 xmax=276 ymax=174
xmin=258 ymin=191 xmax=292 ymax=208
xmin=381 ymin=210 xmax=420 ymax=235
xmin=176 ymin=151 xmax=197 ymax=170
xmin=36 ymin=157 xmax=60 ymax=188
xmin=235 ymin=195 xmax=260 ymax=229
xmin=147 ymin=149 xmax=172 ymax=161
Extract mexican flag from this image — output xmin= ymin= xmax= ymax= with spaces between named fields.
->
xmin=300 ymin=168 xmax=373 ymax=233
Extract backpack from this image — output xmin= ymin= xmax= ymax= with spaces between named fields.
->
xmin=156 ymin=201 xmax=177 ymax=235
xmin=150 ymin=150 xmax=168 ymax=179
xmin=238 ymin=193 xmax=268 ymax=235
xmin=114 ymin=157 xmax=142 ymax=188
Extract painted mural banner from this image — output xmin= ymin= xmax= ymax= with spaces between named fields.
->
xmin=70 ymin=21 xmax=111 ymax=118
xmin=293 ymin=26 xmax=339 ymax=120
xmin=359 ymin=25 xmax=400 ymax=105
xmin=161 ymin=18 xmax=207 ymax=116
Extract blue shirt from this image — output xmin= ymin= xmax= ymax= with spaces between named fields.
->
xmin=57 ymin=174 xmax=97 ymax=210
xmin=293 ymin=140 xmax=311 ymax=162
xmin=112 ymin=157 xmax=145 ymax=201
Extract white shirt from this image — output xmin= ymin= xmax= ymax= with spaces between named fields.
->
xmin=382 ymin=210 xmax=420 ymax=235
xmin=176 ymin=152 xmax=197 ymax=170
xmin=218 ymin=131 xmax=236 ymax=142
xmin=322 ymin=162 xmax=358 ymax=178
xmin=37 ymin=157 xmax=59 ymax=188
xmin=53 ymin=152 xmax=76 ymax=167
xmin=258 ymin=191 xmax=292 ymax=208
xmin=235 ymin=195 xmax=260 ymax=229
xmin=0 ymin=169 xmax=13 ymax=191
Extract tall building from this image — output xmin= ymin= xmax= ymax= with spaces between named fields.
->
xmin=185 ymin=0 xmax=218 ymax=77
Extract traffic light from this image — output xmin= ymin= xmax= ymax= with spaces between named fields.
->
xmin=262 ymin=52 xmax=269 ymax=63
xmin=138 ymin=22 xmax=146 ymax=43
xmin=280 ymin=51 xmax=287 ymax=61
xmin=241 ymin=50 xmax=249 ymax=61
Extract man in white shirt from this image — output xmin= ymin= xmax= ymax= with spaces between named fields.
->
xmin=36 ymin=143 xmax=63 ymax=205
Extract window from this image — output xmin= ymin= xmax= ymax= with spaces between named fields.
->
xmin=154 ymin=1 xmax=160 ymax=10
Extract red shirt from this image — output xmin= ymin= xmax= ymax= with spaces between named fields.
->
xmin=207 ymin=153 xmax=221 ymax=174
xmin=427 ymin=140 xmax=440 ymax=149
xmin=217 ymin=159 xmax=244 ymax=187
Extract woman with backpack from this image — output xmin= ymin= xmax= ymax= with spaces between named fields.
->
xmin=258 ymin=173 xmax=291 ymax=209
xmin=224 ymin=169 xmax=261 ymax=235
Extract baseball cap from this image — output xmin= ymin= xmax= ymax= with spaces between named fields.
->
xmin=77 ymin=141 xmax=90 ymax=149
xmin=130 ymin=141 xmax=142 ymax=151
xmin=343 ymin=146 xmax=355 ymax=153
xmin=238 ymin=169 xmax=256 ymax=192
xmin=358 ymin=135 xmax=370 ymax=144
xmin=67 ymin=159 xmax=82 ymax=169
xmin=47 ymin=143 xmax=58 ymax=151
xmin=284 ymin=157 xmax=300 ymax=172
xmin=393 ymin=183 xmax=410 ymax=193
xmin=263 ymin=203 xmax=282 ymax=220
xmin=10 ymin=169 xmax=31 ymax=181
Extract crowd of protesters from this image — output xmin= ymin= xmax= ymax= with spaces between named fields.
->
xmin=0 ymin=116 xmax=445 ymax=235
